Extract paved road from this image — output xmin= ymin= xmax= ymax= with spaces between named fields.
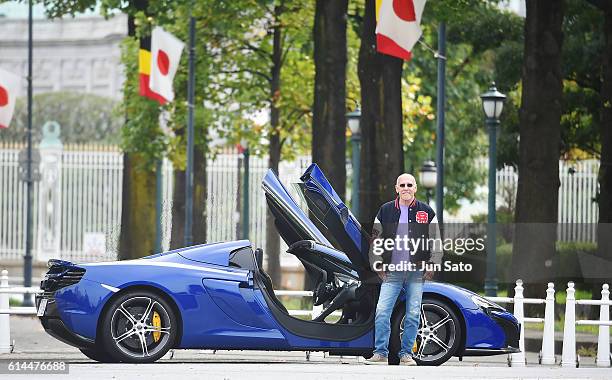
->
xmin=2 ymin=316 xmax=610 ymax=380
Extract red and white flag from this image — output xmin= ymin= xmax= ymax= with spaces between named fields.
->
xmin=149 ymin=26 xmax=185 ymax=103
xmin=0 ymin=67 xmax=21 ymax=129
xmin=376 ymin=0 xmax=427 ymax=61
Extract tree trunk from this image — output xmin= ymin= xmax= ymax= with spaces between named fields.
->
xmin=170 ymin=146 xmax=207 ymax=248
xmin=512 ymin=1 xmax=564 ymax=297
xmin=357 ymin=0 xmax=405 ymax=226
xmin=118 ymin=154 xmax=157 ymax=259
xmin=119 ymin=6 xmax=157 ymax=260
xmin=594 ymin=6 xmax=612 ymax=296
xmin=265 ymin=2 xmax=284 ymax=287
xmin=312 ymin=0 xmax=348 ymax=200
xmin=170 ymin=167 xmax=185 ymax=249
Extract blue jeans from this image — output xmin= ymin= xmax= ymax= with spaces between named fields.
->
xmin=373 ymin=270 xmax=423 ymax=358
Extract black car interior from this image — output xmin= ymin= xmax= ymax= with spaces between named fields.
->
xmin=229 ymin=243 xmax=375 ymax=343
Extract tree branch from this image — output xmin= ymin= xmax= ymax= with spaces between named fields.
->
xmin=219 ymin=69 xmax=272 ymax=84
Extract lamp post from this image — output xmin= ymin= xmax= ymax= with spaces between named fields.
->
xmin=346 ymin=107 xmax=361 ymax=219
xmin=419 ymin=160 xmax=437 ymax=205
xmin=480 ymin=82 xmax=506 ymax=297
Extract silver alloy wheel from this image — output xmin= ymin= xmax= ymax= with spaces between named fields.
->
xmin=399 ymin=303 xmax=456 ymax=363
xmin=110 ymin=296 xmax=172 ymax=358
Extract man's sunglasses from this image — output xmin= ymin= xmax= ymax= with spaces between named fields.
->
xmin=398 ymin=183 xmax=414 ymax=188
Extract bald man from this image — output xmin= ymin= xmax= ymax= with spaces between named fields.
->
xmin=364 ymin=173 xmax=442 ymax=366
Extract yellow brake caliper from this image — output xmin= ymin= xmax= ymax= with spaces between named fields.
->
xmin=413 ymin=341 xmax=418 ymax=353
xmin=152 ymin=311 xmax=162 ymax=342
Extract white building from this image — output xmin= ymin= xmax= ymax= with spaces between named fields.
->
xmin=0 ymin=2 xmax=127 ymax=100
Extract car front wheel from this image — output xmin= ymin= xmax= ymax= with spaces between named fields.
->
xmin=100 ymin=290 xmax=177 ymax=363
xmin=390 ymin=297 xmax=462 ymax=366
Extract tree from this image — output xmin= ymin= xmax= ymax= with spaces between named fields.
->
xmin=511 ymin=1 xmax=565 ymax=290
xmin=7 ymin=92 xmax=121 ymax=144
xmin=170 ymin=0 xmax=315 ymax=285
xmin=312 ymin=0 xmax=348 ymax=199
xmin=352 ymin=0 xmax=523 ymax=225
xmin=584 ymin=0 xmax=612 ymax=307
xmin=595 ymin=0 xmax=612 ymax=300
xmin=357 ymin=0 xmax=405 ymax=226
xmin=117 ymin=12 xmax=163 ymax=260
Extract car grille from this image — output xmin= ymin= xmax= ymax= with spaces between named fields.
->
xmin=40 ymin=266 xmax=86 ymax=295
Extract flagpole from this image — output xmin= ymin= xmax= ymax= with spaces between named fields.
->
xmin=435 ymin=22 xmax=446 ymax=230
xmin=184 ymin=10 xmax=196 ymax=246
xmin=23 ymin=0 xmax=34 ymax=307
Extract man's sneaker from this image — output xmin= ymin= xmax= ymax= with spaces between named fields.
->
xmin=364 ymin=353 xmax=388 ymax=365
xmin=399 ymin=355 xmax=417 ymax=366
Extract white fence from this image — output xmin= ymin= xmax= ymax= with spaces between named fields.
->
xmin=0 ymin=143 xmax=311 ymax=263
xmin=0 ymin=142 xmax=602 ymax=263
xmin=495 ymin=160 xmax=599 ymax=242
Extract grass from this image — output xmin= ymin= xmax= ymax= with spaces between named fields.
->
xmin=577 ymin=346 xmax=597 ymax=357
xmin=9 ymin=298 xmax=21 ymax=307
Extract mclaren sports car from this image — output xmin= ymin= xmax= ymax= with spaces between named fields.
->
xmin=36 ymin=164 xmax=519 ymax=365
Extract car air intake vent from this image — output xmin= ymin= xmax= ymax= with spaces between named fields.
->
xmin=41 ymin=267 xmax=86 ymax=292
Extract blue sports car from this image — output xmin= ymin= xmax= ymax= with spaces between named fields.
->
xmin=36 ymin=164 xmax=519 ymax=365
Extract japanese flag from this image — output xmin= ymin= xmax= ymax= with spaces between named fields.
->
xmin=0 ymin=67 xmax=21 ymax=129
xmin=375 ymin=0 xmax=427 ymax=61
xmin=149 ymin=26 xmax=185 ymax=103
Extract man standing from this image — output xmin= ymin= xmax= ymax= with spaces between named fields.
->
xmin=365 ymin=173 xmax=442 ymax=365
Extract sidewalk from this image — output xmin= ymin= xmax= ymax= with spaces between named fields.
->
xmin=1 ymin=315 xmax=603 ymax=367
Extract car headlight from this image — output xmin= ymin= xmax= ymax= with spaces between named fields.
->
xmin=471 ymin=295 xmax=505 ymax=312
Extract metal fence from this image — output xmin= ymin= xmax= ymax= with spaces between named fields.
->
xmin=0 ymin=142 xmax=602 ymax=263
xmin=0 ymin=143 xmax=311 ymax=263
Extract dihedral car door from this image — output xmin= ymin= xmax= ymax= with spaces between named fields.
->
xmin=262 ymin=169 xmax=332 ymax=247
xmin=262 ymin=169 xmax=365 ymax=278
xmin=298 ymin=163 xmax=371 ymax=273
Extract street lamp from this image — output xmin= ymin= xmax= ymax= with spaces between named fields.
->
xmin=346 ymin=107 xmax=361 ymax=219
xmin=419 ymin=160 xmax=437 ymax=205
xmin=480 ymin=82 xmax=506 ymax=297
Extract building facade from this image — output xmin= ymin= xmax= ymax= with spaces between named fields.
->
xmin=0 ymin=12 xmax=127 ymax=100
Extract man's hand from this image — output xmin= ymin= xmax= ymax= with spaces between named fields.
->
xmin=377 ymin=271 xmax=387 ymax=281
xmin=423 ymin=270 xmax=434 ymax=281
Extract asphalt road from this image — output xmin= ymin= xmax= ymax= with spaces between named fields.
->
xmin=1 ymin=316 xmax=610 ymax=380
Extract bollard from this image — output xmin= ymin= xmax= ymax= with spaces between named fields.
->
xmin=0 ymin=270 xmax=10 ymax=353
xmin=561 ymin=282 xmax=576 ymax=367
xmin=510 ymin=279 xmax=526 ymax=367
xmin=596 ymin=284 xmax=610 ymax=367
xmin=540 ymin=282 xmax=556 ymax=365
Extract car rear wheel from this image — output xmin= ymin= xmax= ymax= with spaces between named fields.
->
xmin=390 ymin=297 xmax=462 ymax=366
xmin=100 ymin=290 xmax=177 ymax=363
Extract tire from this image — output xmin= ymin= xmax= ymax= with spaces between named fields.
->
xmin=389 ymin=297 xmax=462 ymax=366
xmin=79 ymin=347 xmax=119 ymax=363
xmin=100 ymin=290 xmax=178 ymax=363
